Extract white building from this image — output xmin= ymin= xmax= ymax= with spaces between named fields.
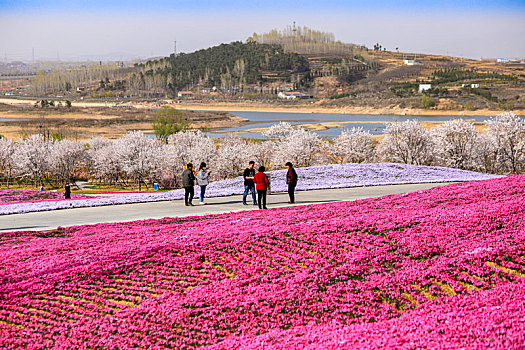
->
xmin=418 ymin=84 xmax=432 ymax=92
xmin=471 ymin=83 xmax=480 ymax=88
xmin=177 ymin=91 xmax=193 ymax=98
xmin=403 ymin=59 xmax=418 ymax=66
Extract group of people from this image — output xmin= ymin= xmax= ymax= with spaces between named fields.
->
xmin=182 ymin=161 xmax=298 ymax=209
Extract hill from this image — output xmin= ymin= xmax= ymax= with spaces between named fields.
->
xmin=130 ymin=41 xmax=310 ymax=95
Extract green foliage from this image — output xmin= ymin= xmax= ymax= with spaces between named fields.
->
xmin=420 ymin=96 xmax=436 ymax=108
xmin=423 ymin=87 xmax=448 ymax=97
xmin=466 ymin=87 xmax=498 ymax=102
xmin=431 ymin=69 xmax=516 ymax=84
xmin=464 ymin=102 xmax=474 ymax=110
xmin=65 ymin=100 xmax=72 ymax=108
xmin=99 ymin=78 xmax=126 ymax=91
xmin=50 ymin=132 xmax=65 ymax=141
xmin=153 ymin=107 xmax=188 ymax=140
xmin=429 ymin=57 xmax=451 ymax=62
xmin=138 ymin=41 xmax=310 ymax=93
xmin=330 ymin=93 xmax=350 ymax=99
xmin=497 ymin=101 xmax=511 ymax=110
xmin=390 ymin=82 xmax=418 ymax=97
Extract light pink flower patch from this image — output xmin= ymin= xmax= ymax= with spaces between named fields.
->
xmin=0 ymin=175 xmax=524 ymax=348
xmin=0 ymin=189 xmax=92 ymax=205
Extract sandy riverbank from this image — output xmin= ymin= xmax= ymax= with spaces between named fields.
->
xmin=175 ymin=102 xmax=524 ymax=117
xmin=2 ymin=97 xmax=522 ymax=117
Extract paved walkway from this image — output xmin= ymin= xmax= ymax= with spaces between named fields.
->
xmin=0 ymin=183 xmax=451 ymax=232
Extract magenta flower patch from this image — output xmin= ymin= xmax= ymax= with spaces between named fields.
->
xmin=0 ymin=176 xmax=524 ymax=348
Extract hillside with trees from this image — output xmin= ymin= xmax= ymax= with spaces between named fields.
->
xmin=129 ymin=41 xmax=311 ymax=96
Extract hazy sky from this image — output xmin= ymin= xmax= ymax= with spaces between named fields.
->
xmin=1 ymin=0 xmax=524 ymax=62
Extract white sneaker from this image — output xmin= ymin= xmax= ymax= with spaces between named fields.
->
xmin=200 ymin=201 xmax=206 ymax=205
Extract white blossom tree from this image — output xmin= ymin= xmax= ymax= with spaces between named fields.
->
xmin=90 ymin=142 xmax=123 ymax=185
xmin=12 ymin=135 xmax=51 ymax=186
xmin=0 ymin=138 xmax=14 ymax=187
xmin=263 ymin=122 xmax=321 ymax=168
xmin=485 ymin=112 xmax=525 ymax=173
xmin=432 ymin=119 xmax=478 ymax=170
xmin=166 ymin=130 xmax=217 ymax=170
xmin=331 ymin=127 xmax=376 ymax=164
xmin=215 ymin=135 xmax=255 ymax=179
xmin=376 ymin=120 xmax=434 ymax=165
xmin=252 ymin=140 xmax=276 ymax=170
xmin=49 ymin=139 xmax=86 ymax=185
xmin=474 ymin=133 xmax=499 ymax=174
xmin=115 ymin=131 xmax=162 ymax=190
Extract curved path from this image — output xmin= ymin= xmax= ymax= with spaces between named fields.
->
xmin=0 ymin=183 xmax=452 ymax=232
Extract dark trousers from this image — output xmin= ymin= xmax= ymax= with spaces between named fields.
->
xmin=184 ymin=186 xmax=194 ymax=205
xmin=257 ymin=190 xmax=267 ymax=209
xmin=288 ymin=183 xmax=296 ymax=203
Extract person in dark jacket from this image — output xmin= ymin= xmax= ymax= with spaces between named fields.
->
xmin=254 ymin=166 xmax=269 ymax=210
xmin=182 ymin=163 xmax=196 ymax=206
xmin=242 ymin=160 xmax=257 ymax=205
xmin=64 ymin=183 xmax=71 ymax=199
xmin=285 ymin=162 xmax=298 ymax=204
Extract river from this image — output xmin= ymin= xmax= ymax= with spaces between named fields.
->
xmin=205 ymin=111 xmax=491 ymax=139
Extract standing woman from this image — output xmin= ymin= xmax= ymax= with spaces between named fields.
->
xmin=254 ymin=166 xmax=269 ymax=210
xmin=182 ymin=163 xmax=196 ymax=206
xmin=197 ymin=162 xmax=210 ymax=205
xmin=285 ymin=162 xmax=298 ymax=204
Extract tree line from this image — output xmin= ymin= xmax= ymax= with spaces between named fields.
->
xmin=0 ymin=112 xmax=523 ymax=190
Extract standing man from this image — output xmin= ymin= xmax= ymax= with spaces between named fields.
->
xmin=182 ymin=163 xmax=196 ymax=206
xmin=64 ymin=183 xmax=71 ymax=199
xmin=242 ymin=160 xmax=257 ymax=205
xmin=285 ymin=162 xmax=298 ymax=204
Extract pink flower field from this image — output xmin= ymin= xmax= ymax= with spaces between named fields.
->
xmin=1 ymin=176 xmax=524 ymax=348
xmin=0 ymin=189 xmax=91 ymax=205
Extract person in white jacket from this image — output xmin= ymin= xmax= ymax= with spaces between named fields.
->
xmin=196 ymin=162 xmax=210 ymax=205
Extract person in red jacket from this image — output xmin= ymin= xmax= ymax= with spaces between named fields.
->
xmin=254 ymin=166 xmax=269 ymax=210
